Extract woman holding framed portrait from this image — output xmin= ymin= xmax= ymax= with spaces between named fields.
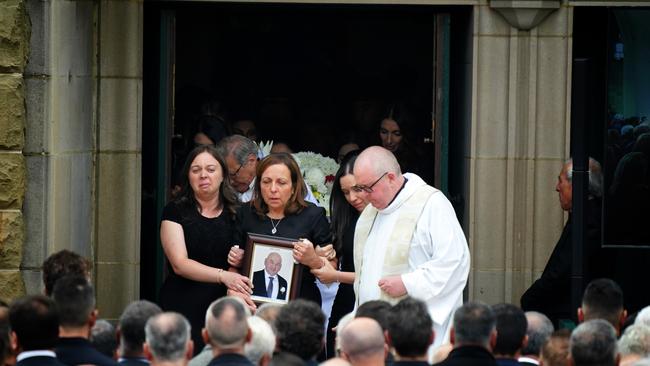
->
xmin=228 ymin=153 xmax=333 ymax=308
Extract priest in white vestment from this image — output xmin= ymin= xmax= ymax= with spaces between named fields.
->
xmin=352 ymin=146 xmax=470 ymax=350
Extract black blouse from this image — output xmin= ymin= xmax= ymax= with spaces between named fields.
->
xmin=235 ymin=203 xmax=332 ymax=305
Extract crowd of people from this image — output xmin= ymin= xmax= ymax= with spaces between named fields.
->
xmin=3 ymin=109 xmax=649 ymax=366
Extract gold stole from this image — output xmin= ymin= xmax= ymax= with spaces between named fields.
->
xmin=353 ymin=184 xmax=437 ymax=305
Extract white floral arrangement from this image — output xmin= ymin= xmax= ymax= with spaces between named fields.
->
xmin=257 ymin=140 xmax=274 ymax=158
xmin=292 ymin=151 xmax=339 ymax=212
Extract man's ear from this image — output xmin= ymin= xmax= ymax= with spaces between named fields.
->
xmin=245 ymin=327 xmax=253 ymax=344
xmin=385 ymin=330 xmax=394 ymax=348
xmin=449 ymin=327 xmax=456 ymax=345
xmin=10 ymin=331 xmax=20 ymax=353
xmin=202 ymin=328 xmax=211 ymax=345
xmin=143 ymin=343 xmax=154 ymax=361
xmin=489 ymin=330 xmax=498 ymax=351
xmin=428 ymin=330 xmax=436 ymax=347
xmin=520 ymin=334 xmax=529 ymax=352
xmin=88 ymin=308 xmax=99 ymax=328
xmin=619 ymin=310 xmax=628 ymax=334
xmin=186 ymin=340 xmax=194 ymax=361
xmin=578 ymin=307 xmax=584 ymax=323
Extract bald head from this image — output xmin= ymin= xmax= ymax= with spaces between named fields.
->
xmin=264 ymin=252 xmax=282 ymax=277
xmin=355 ymin=146 xmax=401 ymax=177
xmin=353 ymin=147 xmax=405 ymax=210
xmin=340 ymin=318 xmax=386 ymax=363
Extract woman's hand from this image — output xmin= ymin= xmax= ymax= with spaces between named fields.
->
xmin=227 ymin=245 xmax=245 ymax=268
xmin=293 ymin=239 xmax=321 ymax=269
xmin=227 ymin=289 xmax=257 ymax=312
xmin=315 ymin=244 xmax=337 ymax=261
xmin=311 ymin=258 xmax=339 ymax=284
xmin=220 ymin=271 xmax=253 ymax=294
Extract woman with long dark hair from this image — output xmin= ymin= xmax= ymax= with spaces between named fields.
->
xmin=312 ymin=150 xmax=367 ymax=357
xmin=159 ymin=145 xmax=251 ymax=353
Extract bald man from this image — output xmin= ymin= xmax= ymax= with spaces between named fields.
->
xmin=339 ymin=318 xmax=387 ymax=366
xmin=352 ymin=146 xmax=470 ymax=349
xmin=252 ymin=253 xmax=288 ymax=300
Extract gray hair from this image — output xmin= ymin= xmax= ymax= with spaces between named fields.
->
xmin=216 ymin=135 xmax=259 ymax=164
xmin=453 ymin=302 xmax=496 ymax=347
xmin=570 ymin=319 xmax=618 ymax=366
xmin=205 ymin=297 xmax=250 ymax=349
xmin=119 ymin=300 xmax=162 ymax=355
xmin=522 ymin=311 xmax=554 ymax=356
xmin=145 ymin=312 xmax=191 ymax=362
xmin=618 ymin=324 xmax=650 ymax=357
xmin=244 ymin=316 xmax=276 ymax=365
xmin=90 ymin=319 xmax=117 ymax=359
xmin=565 ymin=158 xmax=604 ymax=198
xmin=335 ymin=311 xmax=356 ymax=356
xmin=635 ymin=307 xmax=650 ymax=328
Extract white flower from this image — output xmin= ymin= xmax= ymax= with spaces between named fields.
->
xmin=257 ymin=140 xmax=274 ymax=157
xmin=291 ymin=151 xmax=338 ymax=214
xmin=280 ymin=287 xmax=286 ymax=293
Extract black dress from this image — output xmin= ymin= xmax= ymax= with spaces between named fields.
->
xmin=235 ymin=203 xmax=332 ymax=305
xmin=325 ymin=214 xmax=358 ymax=358
xmin=159 ymin=201 xmax=235 ymax=354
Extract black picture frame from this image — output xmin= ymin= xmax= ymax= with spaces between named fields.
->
xmin=242 ymin=232 xmax=302 ymax=305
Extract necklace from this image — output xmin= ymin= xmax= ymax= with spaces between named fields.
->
xmin=270 ymin=218 xmax=283 ymax=234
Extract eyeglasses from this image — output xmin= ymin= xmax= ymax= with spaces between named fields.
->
xmin=352 ymin=172 xmax=388 ymax=193
xmin=230 ymin=161 xmax=246 ymax=179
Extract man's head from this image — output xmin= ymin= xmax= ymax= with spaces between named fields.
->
xmin=119 ymin=300 xmax=163 ymax=357
xmin=492 ymin=303 xmax=528 ymax=358
xmin=275 ymin=299 xmax=325 ymax=361
xmin=144 ymin=312 xmax=193 ymax=365
xmin=264 ymin=253 xmax=282 ymax=277
xmin=255 ymin=303 xmax=282 ymax=331
xmin=450 ymin=301 xmax=497 ymax=350
xmin=579 ymin=278 xmax=626 ymax=334
xmin=42 ymin=249 xmax=91 ymax=296
xmin=569 ymin=320 xmax=618 ymax=366
xmin=339 ymin=318 xmax=386 ymax=365
xmin=52 ymin=275 xmax=96 ymax=332
xmin=540 ymin=329 xmax=570 ymax=366
xmin=232 ymin=119 xmax=258 ymax=142
xmin=617 ymin=324 xmax=650 ymax=366
xmin=203 ymin=297 xmax=251 ymax=352
xmin=9 ymin=295 xmax=59 ymax=351
xmin=216 ymin=135 xmax=259 ymax=193
xmin=90 ymin=319 xmax=118 ymax=359
xmin=522 ymin=311 xmax=554 ymax=358
xmin=353 ymin=146 xmax=403 ymax=210
xmin=245 ymin=316 xmax=276 ymax=366
xmin=556 ymin=158 xmax=603 ymax=211
xmin=387 ymin=297 xmax=433 ymax=359
xmin=355 ymin=300 xmax=392 ymax=331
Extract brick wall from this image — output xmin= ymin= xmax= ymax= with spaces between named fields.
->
xmin=0 ymin=0 xmax=29 ymax=301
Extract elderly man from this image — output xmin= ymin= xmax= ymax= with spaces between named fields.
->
xmin=144 ymin=312 xmax=193 ymax=366
xmin=252 ymin=253 xmax=287 ymax=300
xmin=618 ymin=325 xmax=650 ymax=366
xmin=521 ymin=158 xmax=603 ymax=326
xmin=118 ymin=300 xmax=163 ymax=365
xmin=352 ymin=146 xmax=470 ymax=348
xmin=200 ymin=297 xmax=253 ymax=366
xmin=436 ymin=302 xmax=498 ymax=366
xmin=540 ymin=330 xmax=570 ymax=366
xmin=519 ymin=312 xmax=554 ymax=366
xmin=339 ymin=318 xmax=387 ymax=366
xmin=569 ymin=320 xmax=618 ymax=366
xmin=244 ymin=317 xmax=275 ymax=366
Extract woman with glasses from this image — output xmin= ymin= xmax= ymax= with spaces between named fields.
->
xmin=311 ymin=150 xmax=369 ymax=358
xmin=159 ymin=145 xmax=252 ymax=354
xmin=227 ymin=153 xmax=334 ymax=310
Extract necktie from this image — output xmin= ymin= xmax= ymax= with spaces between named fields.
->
xmin=267 ymin=277 xmax=274 ymax=298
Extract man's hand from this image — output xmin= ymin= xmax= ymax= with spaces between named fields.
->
xmin=378 ymin=275 xmax=407 ymax=298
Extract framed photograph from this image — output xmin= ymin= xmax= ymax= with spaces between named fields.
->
xmin=242 ymin=233 xmax=302 ymax=305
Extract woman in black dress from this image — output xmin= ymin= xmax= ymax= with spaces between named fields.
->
xmin=312 ymin=151 xmax=368 ymax=358
xmin=159 ymin=145 xmax=252 ymax=353
xmin=227 ymin=153 xmax=332 ymax=307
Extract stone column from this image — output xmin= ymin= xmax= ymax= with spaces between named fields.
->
xmin=467 ymin=1 xmax=572 ymax=304
xmin=0 ymin=0 xmax=29 ymax=300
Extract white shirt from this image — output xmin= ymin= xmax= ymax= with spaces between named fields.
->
xmin=17 ymin=350 xmax=57 ymax=362
xmin=357 ymin=173 xmax=470 ymax=348
xmin=264 ymin=270 xmax=280 ymax=299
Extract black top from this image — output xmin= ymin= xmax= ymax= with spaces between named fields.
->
xmin=325 ymin=214 xmax=359 ymax=358
xmin=56 ymin=337 xmax=118 ymax=366
xmin=159 ymin=201 xmax=236 ymax=354
xmin=118 ymin=357 xmax=150 ymax=366
xmin=16 ymin=355 xmax=68 ymax=366
xmin=207 ymin=353 xmax=255 ymax=366
xmin=236 ymin=203 xmax=332 ymax=305
xmin=434 ymin=346 xmax=498 ymax=366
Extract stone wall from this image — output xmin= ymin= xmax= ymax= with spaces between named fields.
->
xmin=0 ymin=0 xmax=29 ymax=301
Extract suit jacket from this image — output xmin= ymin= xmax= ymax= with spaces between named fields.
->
xmin=207 ymin=353 xmax=254 ymax=366
xmin=434 ymin=345 xmax=498 ymax=366
xmin=56 ymin=337 xmax=118 ymax=366
xmin=252 ymin=270 xmax=287 ymax=300
xmin=16 ymin=356 xmax=68 ymax=366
